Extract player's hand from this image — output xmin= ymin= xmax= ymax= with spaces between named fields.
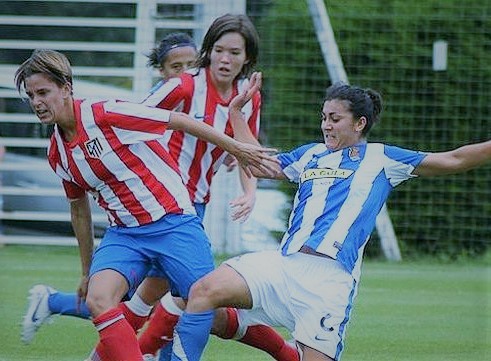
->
xmin=234 ymin=142 xmax=279 ymax=178
xmin=230 ymin=72 xmax=262 ymax=112
xmin=230 ymin=193 xmax=256 ymax=223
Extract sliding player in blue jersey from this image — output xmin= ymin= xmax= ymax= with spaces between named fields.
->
xmin=178 ymin=78 xmax=491 ymax=361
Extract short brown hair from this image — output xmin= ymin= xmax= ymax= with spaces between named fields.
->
xmin=15 ymin=49 xmax=73 ymax=93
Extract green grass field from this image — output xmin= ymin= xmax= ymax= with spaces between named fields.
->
xmin=0 ymin=245 xmax=489 ymax=361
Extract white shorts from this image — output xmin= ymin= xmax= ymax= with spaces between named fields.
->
xmin=225 ymin=250 xmax=358 ymax=360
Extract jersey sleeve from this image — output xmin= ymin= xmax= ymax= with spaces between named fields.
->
xmin=101 ymin=100 xmax=172 ymax=143
xmin=141 ymin=74 xmax=192 ymax=111
xmin=383 ymin=144 xmax=428 ymax=187
xmin=62 ymin=179 xmax=86 ymax=200
xmin=48 ymin=140 xmax=86 ymax=200
xmin=277 ymin=143 xmax=321 ymax=183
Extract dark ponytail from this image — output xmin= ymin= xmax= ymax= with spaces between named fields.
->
xmin=325 ymin=82 xmax=383 ymax=136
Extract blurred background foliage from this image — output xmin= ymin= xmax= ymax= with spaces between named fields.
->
xmin=1 ymin=0 xmax=489 ymax=258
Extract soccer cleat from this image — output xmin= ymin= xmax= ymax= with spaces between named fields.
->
xmin=21 ymin=284 xmax=57 ymax=344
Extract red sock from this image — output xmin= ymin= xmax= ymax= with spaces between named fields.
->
xmin=239 ymin=324 xmax=299 ymax=361
xmin=221 ymin=307 xmax=239 ymax=339
xmin=93 ymin=307 xmax=143 ymax=361
xmin=221 ymin=308 xmax=299 ymax=361
xmin=93 ymin=342 xmax=109 ymax=361
xmin=118 ymin=302 xmax=148 ymax=333
xmin=138 ymin=302 xmax=179 ymax=355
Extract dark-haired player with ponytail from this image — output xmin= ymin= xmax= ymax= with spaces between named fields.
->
xmin=183 ymin=80 xmax=491 ymax=361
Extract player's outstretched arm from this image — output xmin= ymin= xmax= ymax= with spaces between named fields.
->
xmin=167 ymin=111 xmax=278 ymax=177
xmin=413 ymin=140 xmax=491 ymax=177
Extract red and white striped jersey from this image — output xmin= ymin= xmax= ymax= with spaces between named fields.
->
xmin=142 ymin=67 xmax=261 ymax=204
xmin=47 ymin=99 xmax=195 ymax=227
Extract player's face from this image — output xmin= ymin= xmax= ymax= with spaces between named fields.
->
xmin=209 ymin=32 xmax=248 ymax=88
xmin=159 ymin=46 xmax=197 ymax=80
xmin=321 ymin=99 xmax=366 ymax=151
xmin=24 ymin=73 xmax=71 ymax=125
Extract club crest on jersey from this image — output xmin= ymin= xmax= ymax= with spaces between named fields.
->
xmin=300 ymin=168 xmax=353 ymax=183
xmin=85 ymin=137 xmax=104 ymax=159
xmin=348 ymin=146 xmax=361 ymax=161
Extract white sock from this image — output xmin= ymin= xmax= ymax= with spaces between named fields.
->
xmin=160 ymin=292 xmax=183 ymax=316
xmin=125 ymin=293 xmax=153 ymax=317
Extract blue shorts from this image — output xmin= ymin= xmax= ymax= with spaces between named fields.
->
xmin=147 ymin=203 xmax=206 ymax=279
xmin=89 ymin=213 xmax=214 ymax=300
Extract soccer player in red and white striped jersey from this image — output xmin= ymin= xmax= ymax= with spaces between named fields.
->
xmin=142 ymin=38 xmax=260 ymax=210
xmin=136 ymin=14 xmax=300 ymax=361
xmin=19 ymin=31 xmax=297 ymax=361
xmin=15 ymin=48 xmax=274 ymax=361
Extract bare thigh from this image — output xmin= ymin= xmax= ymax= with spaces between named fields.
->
xmin=136 ymin=276 xmax=169 ymax=306
xmin=299 ymin=343 xmax=335 ymax=361
xmin=186 ymin=264 xmax=253 ymax=313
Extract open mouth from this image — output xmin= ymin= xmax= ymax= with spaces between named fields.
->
xmin=36 ymin=109 xmax=49 ymax=119
xmin=218 ymin=67 xmax=231 ymax=75
xmin=324 ymin=133 xmax=334 ymax=140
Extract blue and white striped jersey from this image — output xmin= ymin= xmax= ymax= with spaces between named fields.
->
xmin=278 ymin=142 xmax=427 ymax=277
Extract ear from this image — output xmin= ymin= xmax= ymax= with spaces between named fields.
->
xmin=356 ymin=116 xmax=367 ymax=132
xmin=62 ymin=82 xmax=72 ymax=98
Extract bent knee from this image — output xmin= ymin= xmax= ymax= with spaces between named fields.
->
xmin=186 ymin=277 xmax=225 ymax=312
xmin=187 ymin=265 xmax=251 ymax=313
xmin=85 ymin=292 xmax=117 ymax=317
xmin=189 ymin=277 xmax=218 ymax=302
